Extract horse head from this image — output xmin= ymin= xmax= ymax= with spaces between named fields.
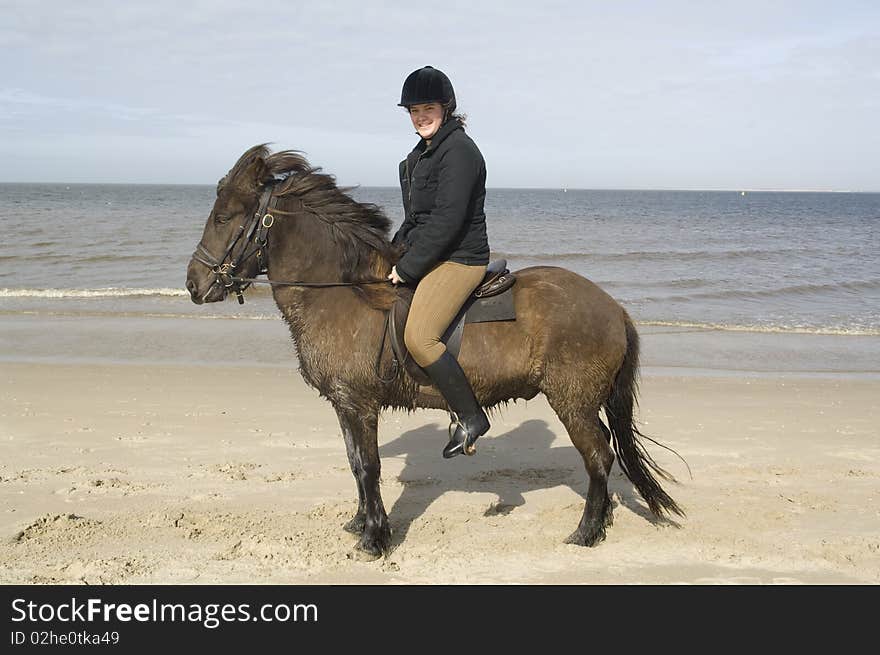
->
xmin=185 ymin=144 xmax=275 ymax=304
xmin=186 ymin=144 xmax=398 ymax=309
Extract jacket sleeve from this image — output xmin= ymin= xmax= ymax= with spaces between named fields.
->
xmin=394 ymin=144 xmax=481 ymax=282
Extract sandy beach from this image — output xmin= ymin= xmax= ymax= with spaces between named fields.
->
xmin=2 ymin=335 xmax=878 ymax=584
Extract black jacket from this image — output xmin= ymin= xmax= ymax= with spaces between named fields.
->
xmin=392 ymin=119 xmax=490 ymax=282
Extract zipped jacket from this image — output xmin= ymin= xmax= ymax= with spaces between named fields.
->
xmin=392 ymin=119 xmax=490 ymax=282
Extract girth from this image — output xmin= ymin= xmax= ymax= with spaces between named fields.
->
xmin=387 ymin=260 xmax=516 ymax=387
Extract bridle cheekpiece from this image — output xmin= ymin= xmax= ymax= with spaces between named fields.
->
xmin=191 ymin=184 xmax=278 ymax=304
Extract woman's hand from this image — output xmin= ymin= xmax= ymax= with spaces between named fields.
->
xmin=387 ymin=266 xmax=405 ymax=285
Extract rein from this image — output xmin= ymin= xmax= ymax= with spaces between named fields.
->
xmin=192 ymin=185 xmax=389 ymax=304
xmin=228 ymin=276 xmax=389 ymax=288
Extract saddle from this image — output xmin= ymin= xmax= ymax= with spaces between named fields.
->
xmin=388 ymin=259 xmax=517 ymax=387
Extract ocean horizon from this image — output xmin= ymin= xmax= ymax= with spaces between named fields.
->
xmin=2 ymin=182 xmax=877 ymax=193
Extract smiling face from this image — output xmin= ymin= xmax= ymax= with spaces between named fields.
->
xmin=408 ymin=102 xmax=444 ymax=141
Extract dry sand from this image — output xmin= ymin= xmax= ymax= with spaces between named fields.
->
xmin=1 ymin=361 xmax=878 ymax=584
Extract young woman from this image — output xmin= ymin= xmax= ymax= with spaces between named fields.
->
xmin=388 ymin=65 xmax=491 ymax=459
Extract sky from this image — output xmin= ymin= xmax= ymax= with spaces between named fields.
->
xmin=1 ymin=1 xmax=878 ymax=190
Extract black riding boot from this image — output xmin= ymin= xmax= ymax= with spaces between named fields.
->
xmin=422 ymin=350 xmax=490 ymax=458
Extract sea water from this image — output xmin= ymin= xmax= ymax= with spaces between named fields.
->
xmin=1 ymin=183 xmax=878 ymax=372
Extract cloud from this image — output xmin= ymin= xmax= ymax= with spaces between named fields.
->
xmin=1 ymin=1 xmax=878 ymax=189
xmin=0 ymin=88 xmax=159 ymax=121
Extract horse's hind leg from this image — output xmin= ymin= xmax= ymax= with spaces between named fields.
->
xmin=548 ymin=400 xmax=615 ymax=546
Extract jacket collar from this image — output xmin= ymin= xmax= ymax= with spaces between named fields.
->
xmin=412 ymin=118 xmax=462 ymax=155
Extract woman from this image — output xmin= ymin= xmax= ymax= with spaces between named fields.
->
xmin=388 ymin=65 xmax=491 ymax=459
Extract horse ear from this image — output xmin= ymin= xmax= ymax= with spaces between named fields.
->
xmin=252 ymin=157 xmax=273 ymax=186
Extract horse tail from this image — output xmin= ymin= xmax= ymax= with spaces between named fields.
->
xmin=604 ymin=313 xmax=685 ymax=518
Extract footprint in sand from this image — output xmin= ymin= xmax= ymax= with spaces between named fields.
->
xmin=12 ymin=513 xmax=102 ymax=545
xmin=53 ymin=478 xmax=162 ymax=497
xmin=206 ymin=462 xmax=262 ymax=480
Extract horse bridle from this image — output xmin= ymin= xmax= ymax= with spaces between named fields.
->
xmin=192 ymin=183 xmax=393 ymax=305
xmin=191 ymin=186 xmax=278 ymax=304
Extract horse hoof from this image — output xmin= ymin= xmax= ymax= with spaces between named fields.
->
xmin=353 ymin=535 xmax=389 ymax=561
xmin=343 ymin=514 xmax=366 ymax=534
xmin=564 ymin=527 xmax=606 ymax=547
xmin=349 ymin=545 xmax=383 ymax=562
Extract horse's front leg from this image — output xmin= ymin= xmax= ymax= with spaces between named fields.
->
xmin=341 ymin=463 xmax=366 ymax=535
xmin=338 ymin=406 xmax=367 ymax=535
xmin=334 ymin=404 xmax=391 ymax=558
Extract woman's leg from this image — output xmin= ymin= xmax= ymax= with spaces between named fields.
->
xmin=403 ymin=261 xmax=490 ymax=458
xmin=404 ymin=261 xmax=487 ymax=368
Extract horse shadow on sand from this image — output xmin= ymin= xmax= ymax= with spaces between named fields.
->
xmin=379 ymin=417 xmax=681 ymax=548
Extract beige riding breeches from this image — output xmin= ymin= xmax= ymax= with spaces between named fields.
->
xmin=403 ymin=261 xmax=488 ymax=367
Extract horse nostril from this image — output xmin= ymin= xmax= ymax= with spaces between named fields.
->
xmin=186 ymin=279 xmax=197 ymax=294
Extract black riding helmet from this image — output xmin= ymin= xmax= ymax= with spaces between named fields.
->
xmin=398 ymin=66 xmax=457 ymax=115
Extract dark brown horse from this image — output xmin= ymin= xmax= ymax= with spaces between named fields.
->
xmin=185 ymin=145 xmax=683 ymax=558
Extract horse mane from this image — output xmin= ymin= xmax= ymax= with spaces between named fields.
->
xmin=250 ymin=146 xmax=401 ymax=310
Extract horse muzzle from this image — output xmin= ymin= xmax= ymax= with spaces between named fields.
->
xmin=186 ymin=262 xmax=228 ymax=305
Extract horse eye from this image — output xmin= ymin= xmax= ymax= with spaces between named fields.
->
xmin=214 ymin=213 xmax=231 ymax=223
